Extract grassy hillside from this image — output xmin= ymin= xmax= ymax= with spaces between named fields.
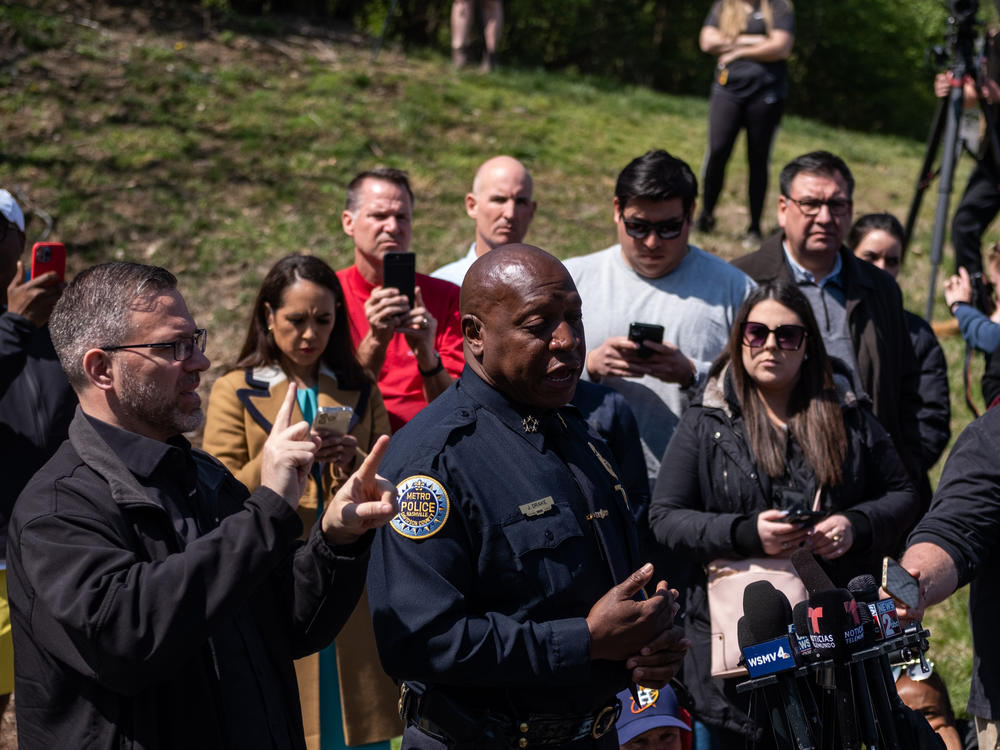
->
xmin=0 ymin=0 xmax=979 ymax=714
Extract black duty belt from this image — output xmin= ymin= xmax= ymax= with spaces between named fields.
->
xmin=399 ymin=682 xmax=621 ymax=747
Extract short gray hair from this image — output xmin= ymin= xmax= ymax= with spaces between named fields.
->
xmin=50 ymin=262 xmax=177 ymax=389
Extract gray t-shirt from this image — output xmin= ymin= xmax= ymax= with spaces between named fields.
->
xmin=565 ymin=244 xmax=756 ymax=484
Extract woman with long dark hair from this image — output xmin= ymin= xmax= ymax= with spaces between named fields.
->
xmin=204 ymin=253 xmax=399 ymax=750
xmin=648 ymin=281 xmax=917 ymax=749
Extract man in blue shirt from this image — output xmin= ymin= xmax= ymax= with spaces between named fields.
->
xmin=733 ymin=150 xmax=924 ymax=485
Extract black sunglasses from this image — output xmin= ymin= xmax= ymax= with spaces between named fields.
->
xmin=621 ymin=217 xmax=687 ymax=240
xmin=741 ymin=322 xmax=807 ymax=351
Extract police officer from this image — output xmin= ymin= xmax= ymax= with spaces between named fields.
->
xmin=368 ymin=244 xmax=688 ymax=749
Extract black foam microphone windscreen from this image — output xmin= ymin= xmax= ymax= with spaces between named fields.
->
xmin=738 ymin=615 xmax=755 ymax=651
xmin=790 ymin=548 xmax=836 ymax=594
xmin=846 ymin=574 xmax=878 ymax=604
xmin=744 ymin=580 xmax=793 ymax=641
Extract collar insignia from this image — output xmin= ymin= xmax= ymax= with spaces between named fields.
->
xmin=522 ymin=415 xmax=539 ymax=433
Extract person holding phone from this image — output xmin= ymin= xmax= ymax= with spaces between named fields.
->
xmin=648 ymin=281 xmax=918 ymax=749
xmin=337 ymin=168 xmax=464 ymax=431
xmin=203 ymin=254 xmax=399 ymax=750
xmin=0 ymin=189 xmax=77 ymax=723
xmin=898 ymin=405 xmax=1000 ymax=750
xmin=564 ymin=150 xmax=755 ymax=488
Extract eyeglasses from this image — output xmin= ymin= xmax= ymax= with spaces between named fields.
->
xmin=101 ymin=329 xmax=208 ymax=361
xmin=784 ymin=196 xmax=852 ymax=217
xmin=621 ymin=217 xmax=687 ymax=240
xmin=741 ymin=322 xmax=807 ymax=351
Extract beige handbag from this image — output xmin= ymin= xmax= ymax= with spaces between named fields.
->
xmin=707 ymin=489 xmax=820 ymax=678
xmin=706 ymin=557 xmax=808 ymax=678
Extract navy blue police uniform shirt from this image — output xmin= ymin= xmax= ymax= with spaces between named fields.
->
xmin=368 ymin=367 xmax=642 ymax=715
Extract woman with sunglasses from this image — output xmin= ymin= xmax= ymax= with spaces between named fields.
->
xmin=648 ymin=281 xmax=917 ymax=749
xmin=203 ymin=254 xmax=399 ymax=750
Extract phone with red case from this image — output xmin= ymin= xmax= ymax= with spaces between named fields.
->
xmin=30 ymin=242 xmax=66 ymax=283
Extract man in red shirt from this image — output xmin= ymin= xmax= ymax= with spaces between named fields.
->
xmin=337 ymin=168 xmax=464 ymax=431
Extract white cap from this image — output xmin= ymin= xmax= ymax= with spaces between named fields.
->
xmin=0 ymin=190 xmax=25 ymax=233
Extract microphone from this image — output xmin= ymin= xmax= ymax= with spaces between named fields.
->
xmin=845 ymin=575 xmax=910 ymax=749
xmin=792 ymin=601 xmax=816 ymax=659
xmin=805 ymin=589 xmax=862 ymax=750
xmin=740 ymin=582 xmax=816 ymax=749
xmin=791 ymin=548 xmax=835 ymax=595
xmin=847 ymin=574 xmax=901 ymax=640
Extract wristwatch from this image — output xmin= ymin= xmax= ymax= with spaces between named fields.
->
xmin=418 ymin=352 xmax=444 ymax=377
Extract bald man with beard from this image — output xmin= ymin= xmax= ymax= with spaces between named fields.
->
xmin=369 ymin=244 xmax=687 ymax=750
xmin=432 ymin=156 xmax=537 ymax=287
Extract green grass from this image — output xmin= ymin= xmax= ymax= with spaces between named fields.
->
xmin=0 ymin=0 xmax=982 ymax=718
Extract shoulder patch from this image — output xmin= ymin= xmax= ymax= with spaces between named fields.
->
xmin=390 ymin=475 xmax=450 ymax=540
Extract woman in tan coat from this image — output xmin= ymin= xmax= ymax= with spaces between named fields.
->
xmin=204 ymin=254 xmax=400 ymax=750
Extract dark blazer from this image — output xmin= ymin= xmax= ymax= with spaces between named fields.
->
xmin=732 ymin=234 xmax=924 ymax=482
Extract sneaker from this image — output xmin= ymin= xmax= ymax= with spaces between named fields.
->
xmin=695 ymin=214 xmax=716 ymax=233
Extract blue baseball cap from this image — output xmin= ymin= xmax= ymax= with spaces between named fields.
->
xmin=615 ymin=685 xmax=690 ymax=745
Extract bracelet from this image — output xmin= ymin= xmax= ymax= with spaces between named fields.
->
xmin=950 ymin=300 xmax=964 ymax=315
xmin=418 ymin=352 xmax=444 ymax=377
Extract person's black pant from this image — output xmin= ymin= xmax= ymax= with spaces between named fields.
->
xmin=701 ymin=89 xmax=785 ymax=233
xmin=952 ymin=159 xmax=1000 ymax=275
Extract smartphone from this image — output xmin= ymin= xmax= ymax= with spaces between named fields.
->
xmin=383 ymin=252 xmax=416 ymax=308
xmin=628 ymin=322 xmax=665 ymax=359
xmin=30 ymin=242 xmax=66 ymax=283
xmin=313 ymin=406 xmax=354 ymax=436
xmin=882 ymin=556 xmax=920 ymax=610
xmin=784 ymin=510 xmax=826 ymax=525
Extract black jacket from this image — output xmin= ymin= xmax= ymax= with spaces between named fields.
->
xmin=0 ymin=311 xmax=76 ymax=555
xmin=905 ymin=311 xmax=950 ymax=473
xmin=908 ymin=405 xmax=1000 ymax=720
xmin=648 ymin=368 xmax=918 ymax=736
xmin=732 ymin=235 xmax=924 ymax=483
xmin=7 ymin=409 xmax=371 ymax=750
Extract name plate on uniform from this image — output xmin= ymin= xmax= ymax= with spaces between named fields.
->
xmin=519 ymin=496 xmax=554 ymax=518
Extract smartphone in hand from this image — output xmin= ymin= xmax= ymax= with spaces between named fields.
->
xmin=784 ymin=510 xmax=827 ymax=526
xmin=383 ymin=252 xmax=416 ymax=308
xmin=882 ymin=556 xmax=920 ymax=610
xmin=628 ymin=322 xmax=665 ymax=359
xmin=30 ymin=242 xmax=66 ymax=283
xmin=314 ymin=406 xmax=354 ymax=436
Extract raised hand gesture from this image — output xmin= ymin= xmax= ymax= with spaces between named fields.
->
xmin=320 ymin=434 xmax=398 ymax=545
xmin=259 ymin=382 xmax=319 ymax=506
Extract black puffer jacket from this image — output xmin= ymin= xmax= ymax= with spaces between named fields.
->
xmin=648 ymin=366 xmax=918 ymax=737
